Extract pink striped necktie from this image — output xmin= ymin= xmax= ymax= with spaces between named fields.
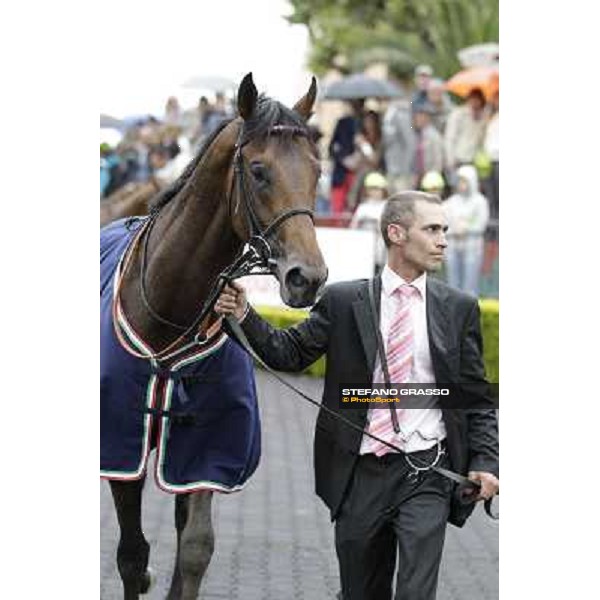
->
xmin=366 ymin=284 xmax=419 ymax=457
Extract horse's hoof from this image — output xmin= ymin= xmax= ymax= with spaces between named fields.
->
xmin=140 ymin=568 xmax=155 ymax=595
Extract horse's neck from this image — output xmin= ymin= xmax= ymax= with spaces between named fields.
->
xmin=120 ymin=127 xmax=242 ymax=350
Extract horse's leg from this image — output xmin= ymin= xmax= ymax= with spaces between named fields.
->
xmin=166 ymin=493 xmax=190 ymax=600
xmin=109 ymin=478 xmax=152 ymax=600
xmin=178 ymin=491 xmax=215 ymax=600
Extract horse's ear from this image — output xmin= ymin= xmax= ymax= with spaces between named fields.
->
xmin=237 ymin=72 xmax=258 ymax=121
xmin=293 ymin=76 xmax=317 ymax=121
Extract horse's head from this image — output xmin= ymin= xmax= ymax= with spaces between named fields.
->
xmin=229 ymin=73 xmax=328 ymax=308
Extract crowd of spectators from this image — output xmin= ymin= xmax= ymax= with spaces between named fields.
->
xmin=100 ymin=94 xmax=236 ymax=199
xmin=100 ymin=68 xmax=499 ymax=297
xmin=328 ymin=64 xmax=499 ymax=296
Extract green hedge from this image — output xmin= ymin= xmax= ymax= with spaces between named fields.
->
xmin=255 ymin=299 xmax=499 ymax=384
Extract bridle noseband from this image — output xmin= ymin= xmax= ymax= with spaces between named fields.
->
xmin=130 ymin=122 xmax=316 ymax=357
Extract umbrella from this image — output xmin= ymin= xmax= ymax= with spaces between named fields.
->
xmin=445 ymin=65 xmax=499 ymax=100
xmin=181 ymin=75 xmax=237 ymax=92
xmin=457 ymin=43 xmax=499 ymax=68
xmin=100 ymin=114 xmax=125 ymax=130
xmin=321 ymin=74 xmax=404 ymax=100
xmin=100 ymin=127 xmax=123 ymax=148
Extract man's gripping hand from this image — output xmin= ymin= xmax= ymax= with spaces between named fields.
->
xmin=215 ymin=281 xmax=248 ymax=321
xmin=464 ymin=471 xmax=500 ymax=502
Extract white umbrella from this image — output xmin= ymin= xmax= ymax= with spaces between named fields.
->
xmin=457 ymin=43 xmax=499 ymax=68
xmin=100 ymin=127 xmax=123 ymax=148
xmin=181 ymin=75 xmax=237 ymax=93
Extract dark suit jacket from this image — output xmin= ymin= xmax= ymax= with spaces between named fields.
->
xmin=236 ymin=276 xmax=499 ymax=526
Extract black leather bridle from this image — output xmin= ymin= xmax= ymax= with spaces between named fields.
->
xmin=135 ymin=122 xmax=316 ymax=352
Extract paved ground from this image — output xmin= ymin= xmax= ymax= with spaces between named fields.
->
xmin=101 ymin=371 xmax=498 ymax=599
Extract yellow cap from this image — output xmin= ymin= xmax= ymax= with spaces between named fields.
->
xmin=421 ymin=171 xmax=445 ymax=191
xmin=364 ymin=172 xmax=388 ymax=189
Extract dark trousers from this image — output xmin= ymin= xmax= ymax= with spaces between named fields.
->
xmin=335 ymin=448 xmax=453 ymax=600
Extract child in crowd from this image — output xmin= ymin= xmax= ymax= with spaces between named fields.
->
xmin=350 ymin=172 xmax=388 ymax=275
xmin=443 ymin=164 xmax=490 ymax=296
xmin=420 ymin=170 xmax=446 ymax=196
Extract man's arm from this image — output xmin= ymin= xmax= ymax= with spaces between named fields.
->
xmin=460 ymin=299 xmax=500 ymax=499
xmin=216 ymin=282 xmax=331 ymax=372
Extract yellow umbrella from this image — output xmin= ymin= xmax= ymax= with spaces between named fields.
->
xmin=445 ymin=65 xmax=499 ymax=100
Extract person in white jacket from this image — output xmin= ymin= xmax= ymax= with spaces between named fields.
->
xmin=443 ymin=165 xmax=490 ymax=296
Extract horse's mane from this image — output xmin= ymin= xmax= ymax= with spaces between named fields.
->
xmin=149 ymin=94 xmax=313 ymax=215
xmin=149 ymin=117 xmax=233 ymax=214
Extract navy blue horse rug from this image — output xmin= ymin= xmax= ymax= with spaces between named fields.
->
xmin=101 ymin=219 xmax=261 ymax=493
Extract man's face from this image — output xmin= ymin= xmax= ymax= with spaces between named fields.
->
xmin=416 ymin=74 xmax=431 ymax=91
xmin=388 ymin=201 xmax=448 ymax=272
xmin=413 ymin=111 xmax=429 ymax=130
xmin=468 ymin=94 xmax=485 ymax=113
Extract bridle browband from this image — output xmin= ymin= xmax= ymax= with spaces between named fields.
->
xmin=129 ymin=121 xmax=315 ymax=358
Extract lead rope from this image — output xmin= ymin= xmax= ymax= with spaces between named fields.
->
xmin=224 ymin=313 xmax=498 ymax=520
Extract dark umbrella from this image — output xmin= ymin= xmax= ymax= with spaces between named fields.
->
xmin=321 ymin=74 xmax=404 ymax=100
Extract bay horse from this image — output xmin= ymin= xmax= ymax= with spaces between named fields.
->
xmin=101 ymin=73 xmax=327 ymax=599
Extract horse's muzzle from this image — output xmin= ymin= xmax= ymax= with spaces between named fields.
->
xmin=282 ymin=263 xmax=328 ymax=308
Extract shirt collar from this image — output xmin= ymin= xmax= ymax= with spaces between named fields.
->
xmin=381 ymin=264 xmax=427 ymax=299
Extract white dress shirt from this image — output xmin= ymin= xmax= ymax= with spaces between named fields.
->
xmin=359 ymin=265 xmax=447 ymax=454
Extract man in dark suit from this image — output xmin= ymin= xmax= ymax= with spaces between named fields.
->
xmin=215 ymin=191 xmax=499 ymax=600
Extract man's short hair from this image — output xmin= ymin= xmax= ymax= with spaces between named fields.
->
xmin=380 ymin=191 xmax=442 ymax=247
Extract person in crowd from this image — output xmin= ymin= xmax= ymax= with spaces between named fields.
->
xmin=191 ymin=96 xmax=213 ymax=148
xmin=345 ymin=110 xmax=384 ymax=211
xmin=164 ymin=96 xmax=182 ymax=127
xmin=382 ymin=93 xmax=415 ymax=194
xmin=444 ymin=88 xmax=488 ymax=184
xmin=443 ymin=165 xmax=490 ymax=296
xmin=426 ymin=78 xmax=454 ymax=133
xmin=350 ymin=171 xmax=388 ymax=275
xmin=160 ymin=124 xmax=182 ymax=160
xmin=100 ymin=144 xmax=120 ymax=198
xmin=483 ymin=89 xmax=499 ymax=222
xmin=412 ymin=103 xmax=444 ymax=189
xmin=203 ymin=91 xmax=231 ymax=136
xmin=411 ymin=64 xmax=433 ymax=114
xmin=102 ymin=143 xmax=140 ymax=197
xmin=420 ymin=170 xmax=446 ymax=197
xmin=215 ymin=191 xmax=499 ymax=600
xmin=328 ymin=99 xmax=365 ymax=214
xmin=308 ymin=124 xmax=331 ymax=215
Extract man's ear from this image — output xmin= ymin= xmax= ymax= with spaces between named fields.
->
xmin=387 ymin=223 xmax=406 ymax=245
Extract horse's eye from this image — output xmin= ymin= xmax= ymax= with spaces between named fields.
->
xmin=249 ymin=162 xmax=270 ymax=186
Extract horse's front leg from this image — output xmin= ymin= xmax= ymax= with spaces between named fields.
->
xmin=166 ymin=493 xmax=190 ymax=600
xmin=178 ymin=490 xmax=215 ymax=600
xmin=109 ymin=478 xmax=152 ymax=600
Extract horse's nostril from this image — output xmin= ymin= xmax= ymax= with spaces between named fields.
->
xmin=286 ymin=267 xmax=309 ymax=290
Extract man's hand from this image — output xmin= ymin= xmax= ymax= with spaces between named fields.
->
xmin=463 ymin=471 xmax=499 ymax=502
xmin=214 ymin=281 xmax=248 ymax=321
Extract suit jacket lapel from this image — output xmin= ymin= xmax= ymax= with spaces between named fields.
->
xmin=426 ymin=277 xmax=452 ymax=383
xmin=352 ymin=277 xmax=381 ymax=374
